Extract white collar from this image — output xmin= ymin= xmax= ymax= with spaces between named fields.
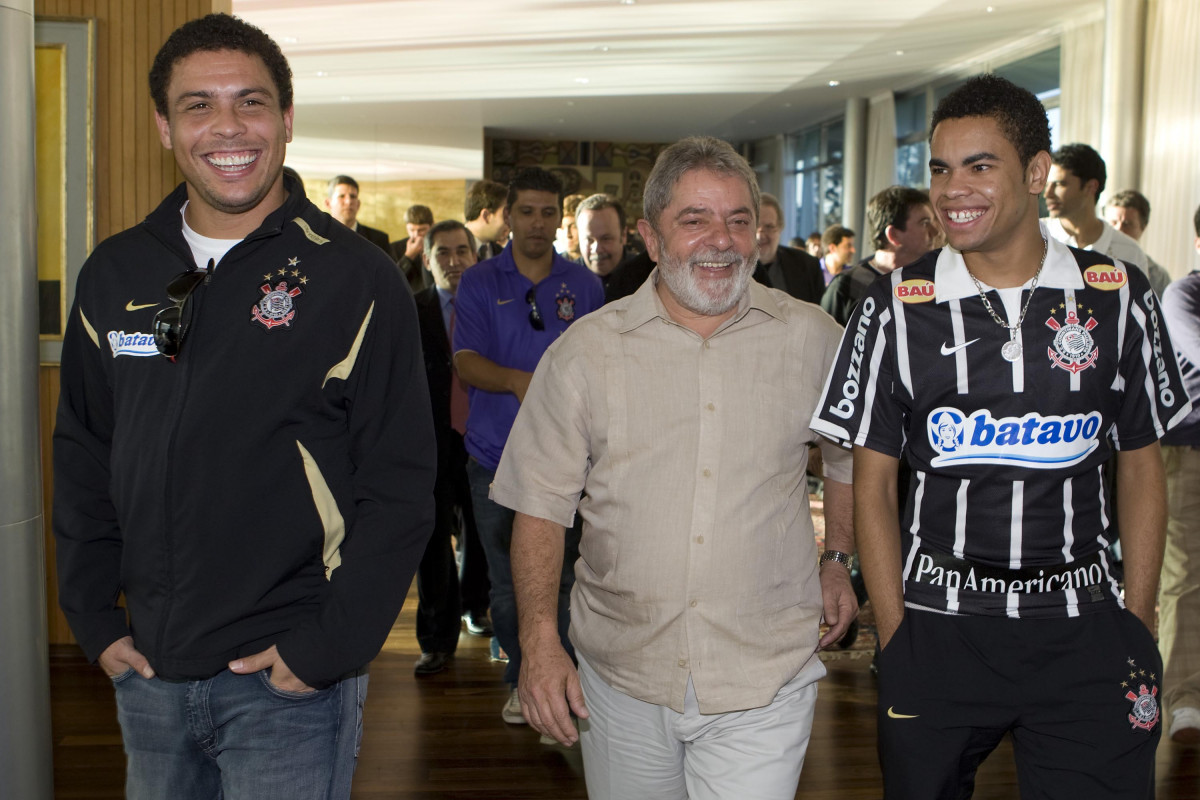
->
xmin=933 ymin=223 xmax=1084 ymax=302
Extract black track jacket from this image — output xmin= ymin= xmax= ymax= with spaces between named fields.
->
xmin=53 ymin=177 xmax=435 ymax=687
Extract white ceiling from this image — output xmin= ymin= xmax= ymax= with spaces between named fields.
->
xmin=232 ymin=0 xmax=1103 ymax=182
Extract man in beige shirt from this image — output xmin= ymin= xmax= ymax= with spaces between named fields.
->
xmin=491 ymin=136 xmax=856 ymax=800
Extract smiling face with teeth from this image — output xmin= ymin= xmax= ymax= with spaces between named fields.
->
xmin=155 ymin=49 xmax=294 ymax=238
xmin=640 ymin=168 xmax=758 ymax=321
xmin=929 ymin=115 xmax=1050 ymax=271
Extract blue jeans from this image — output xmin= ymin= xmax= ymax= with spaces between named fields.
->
xmin=112 ymin=666 xmax=368 ymax=800
xmin=466 ymin=458 xmax=577 ymax=686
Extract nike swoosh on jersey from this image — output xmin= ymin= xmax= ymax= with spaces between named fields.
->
xmin=496 ymin=298 xmax=515 ymax=305
xmin=886 ymin=707 xmax=919 ymax=719
xmin=940 ymin=338 xmax=979 ymax=356
xmin=126 ymin=301 xmax=159 ymax=311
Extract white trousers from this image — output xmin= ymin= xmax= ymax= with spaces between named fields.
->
xmin=576 ymin=653 xmax=818 ymax=800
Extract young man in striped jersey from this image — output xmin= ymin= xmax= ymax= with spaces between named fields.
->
xmin=812 ymin=74 xmax=1191 ymax=798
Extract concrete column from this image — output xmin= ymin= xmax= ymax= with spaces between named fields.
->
xmin=1099 ymin=0 xmax=1146 ymax=196
xmin=842 ymin=97 xmax=868 ymax=233
xmin=0 ymin=0 xmax=54 ymax=798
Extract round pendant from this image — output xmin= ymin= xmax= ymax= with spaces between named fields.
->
xmin=1001 ymin=338 xmax=1022 ymax=362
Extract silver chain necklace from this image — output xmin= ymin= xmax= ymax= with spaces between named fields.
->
xmin=964 ymin=237 xmax=1048 ymax=362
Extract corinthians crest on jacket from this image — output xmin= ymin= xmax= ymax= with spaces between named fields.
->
xmin=252 ymin=259 xmax=307 ymax=331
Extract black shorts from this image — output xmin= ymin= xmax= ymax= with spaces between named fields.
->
xmin=876 ymin=607 xmax=1162 ymax=799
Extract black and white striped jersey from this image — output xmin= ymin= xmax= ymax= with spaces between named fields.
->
xmin=812 ymin=234 xmax=1191 ymax=619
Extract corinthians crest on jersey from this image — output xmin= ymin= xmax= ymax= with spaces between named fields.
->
xmin=1046 ymin=309 xmax=1098 ymax=374
xmin=252 ymin=258 xmax=308 ymax=331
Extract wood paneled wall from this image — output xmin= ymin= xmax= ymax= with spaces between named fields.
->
xmin=36 ymin=0 xmax=232 ymax=644
xmin=36 ymin=0 xmax=232 ymax=243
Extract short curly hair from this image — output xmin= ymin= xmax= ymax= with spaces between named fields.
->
xmin=505 ymin=168 xmax=563 ymax=210
xmin=866 ymin=186 xmax=930 ymax=250
xmin=1105 ymin=189 xmax=1151 ymax=228
xmin=930 ymin=74 xmax=1050 ymax=168
xmin=1053 ymin=143 xmax=1107 ymax=197
xmin=150 ymin=14 xmax=293 ymax=118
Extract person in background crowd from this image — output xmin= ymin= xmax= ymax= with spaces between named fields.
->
xmin=819 ymin=224 xmax=856 ymax=285
xmin=1103 ymin=189 xmax=1172 ymax=297
xmin=392 ymin=204 xmax=435 ymax=292
xmin=822 ymin=186 xmax=937 ymax=325
xmin=1156 ymin=204 xmax=1200 ymax=745
xmin=557 ymin=193 xmax=585 ymax=262
xmin=465 ymin=179 xmax=511 ymax=262
xmin=1043 ymin=143 xmax=1150 ymax=281
xmin=754 ymin=193 xmax=824 ymax=304
xmin=411 ymin=220 xmax=494 ymax=677
xmin=805 ymin=231 xmax=823 ymax=259
xmin=452 ymin=167 xmax=604 ymax=727
xmin=325 ymin=174 xmax=391 ymax=255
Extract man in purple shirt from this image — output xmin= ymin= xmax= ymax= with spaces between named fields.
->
xmin=453 ymin=167 xmax=604 ymax=725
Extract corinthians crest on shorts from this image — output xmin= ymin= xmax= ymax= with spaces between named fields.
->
xmin=1045 ymin=309 xmax=1099 ymax=374
xmin=252 ymin=259 xmax=307 ymax=331
xmin=1121 ymin=657 xmax=1160 ymax=732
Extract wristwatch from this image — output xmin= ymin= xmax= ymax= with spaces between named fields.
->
xmin=820 ymin=550 xmax=852 ymax=569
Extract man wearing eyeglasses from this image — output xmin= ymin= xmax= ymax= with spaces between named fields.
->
xmin=452 ymin=167 xmax=604 ymax=726
xmin=753 ymin=193 xmax=825 ymax=304
xmin=52 ymin=14 xmax=434 ymax=799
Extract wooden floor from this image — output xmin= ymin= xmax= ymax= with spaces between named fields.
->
xmin=50 ymin=587 xmax=1200 ymax=799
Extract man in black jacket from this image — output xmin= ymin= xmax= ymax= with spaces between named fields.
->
xmin=52 ymin=14 xmax=434 ymax=799
xmin=411 ymin=220 xmax=493 ymax=675
xmin=754 ymin=193 xmax=825 ymax=304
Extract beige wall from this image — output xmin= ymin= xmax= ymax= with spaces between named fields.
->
xmin=304 ymin=178 xmax=470 ymax=243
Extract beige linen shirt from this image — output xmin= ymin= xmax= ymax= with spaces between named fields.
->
xmin=491 ymin=272 xmax=852 ymax=714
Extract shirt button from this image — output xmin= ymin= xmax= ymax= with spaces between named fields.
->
xmin=702 ymin=468 xmax=711 ymax=478
xmin=678 ymin=659 xmax=687 ymax=668
xmin=703 ymin=341 xmax=710 ymax=349
xmin=706 ymin=403 xmax=715 ymax=411
xmin=690 ymin=600 xmax=698 ymax=608
xmin=696 ymin=535 xmax=704 ymax=544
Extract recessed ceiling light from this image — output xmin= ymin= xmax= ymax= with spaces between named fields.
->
xmin=828 ymin=80 xmax=840 ymax=87
xmin=281 ymin=36 xmax=298 ymax=44
xmin=619 ymin=0 xmax=636 ymax=5
xmin=315 ymin=70 xmax=329 ymax=77
xmin=339 ymin=96 xmax=352 ymax=102
xmin=596 ymin=45 xmax=611 ymax=52
xmin=986 ymin=5 xmax=994 ymax=11
xmin=575 ymin=77 xmax=590 ymax=84
xmin=895 ymin=50 xmax=905 ymax=56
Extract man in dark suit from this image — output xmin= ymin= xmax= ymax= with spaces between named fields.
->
xmin=411 ymin=220 xmax=492 ymax=675
xmin=755 ymin=193 xmax=824 ymax=304
xmin=324 ymin=175 xmax=392 ymax=254
xmin=391 ymin=204 xmax=435 ymax=293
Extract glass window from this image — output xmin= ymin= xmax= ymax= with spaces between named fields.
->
xmin=895 ymin=92 xmax=926 ymax=140
xmin=896 ymin=142 xmax=928 ymax=189
xmin=792 ymin=119 xmax=845 ymax=238
xmin=893 ymin=47 xmax=1061 ymax=190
